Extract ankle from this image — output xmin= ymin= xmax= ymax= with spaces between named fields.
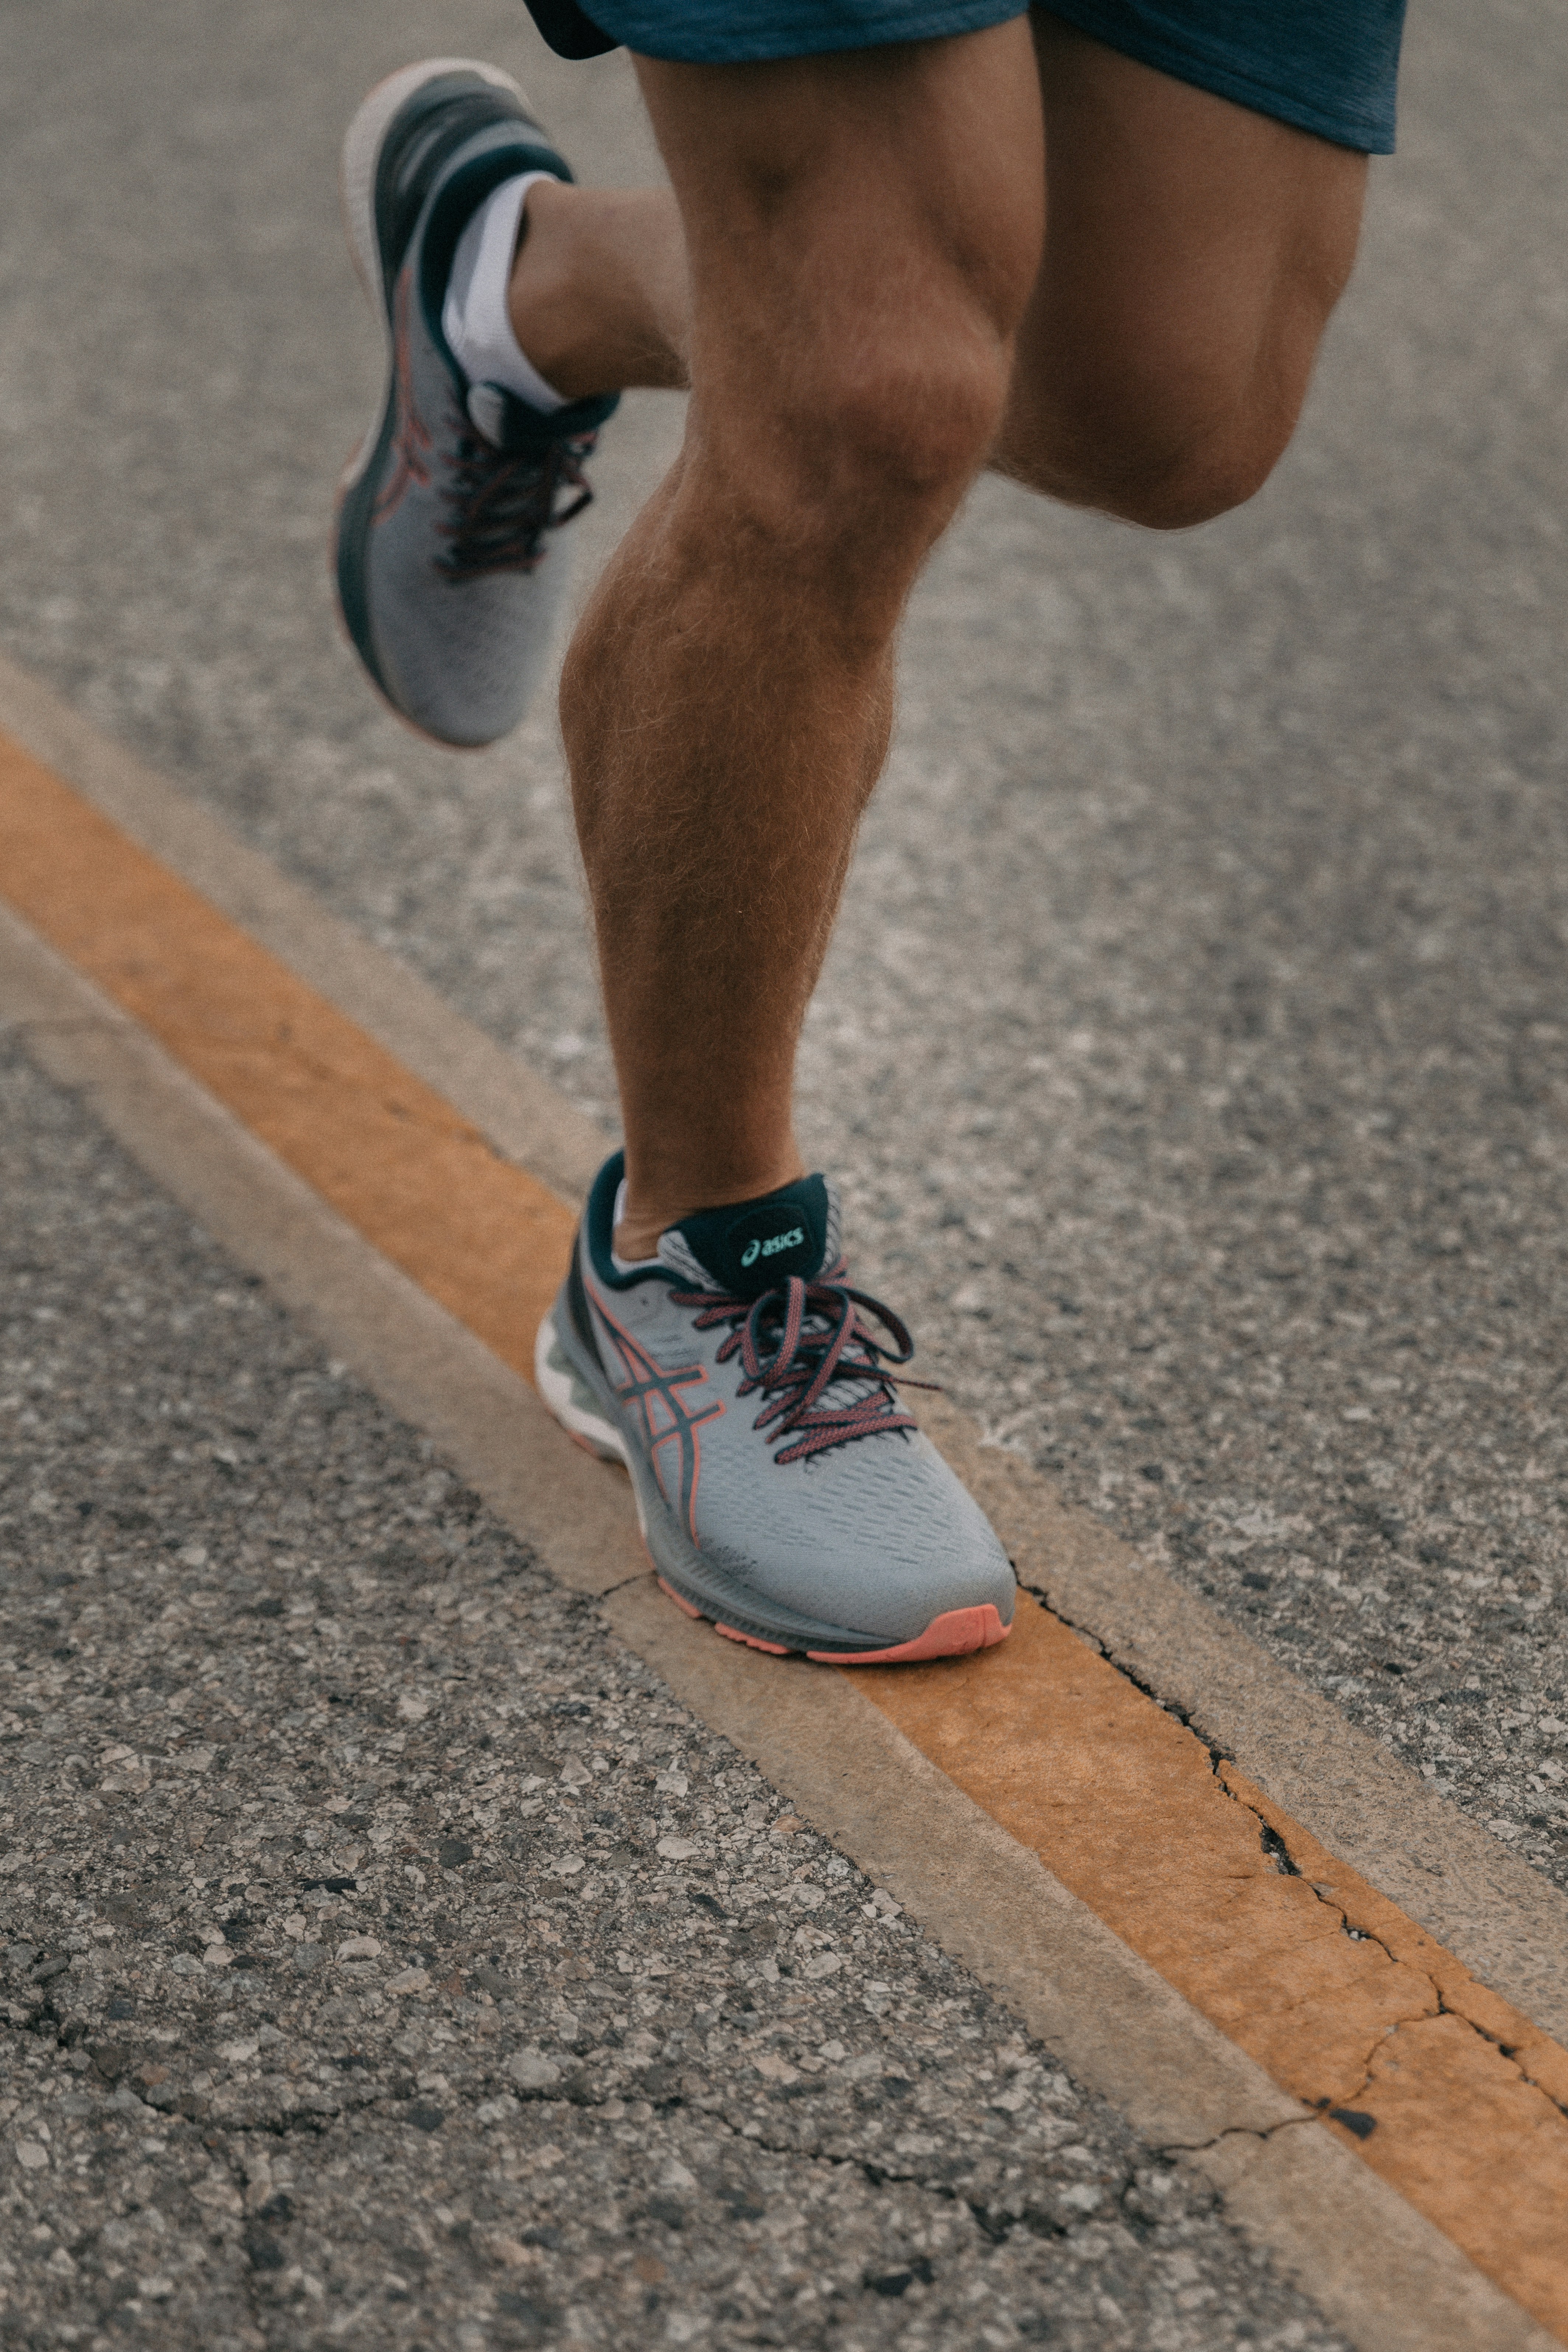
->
xmin=508 ymin=181 xmax=687 ymax=399
xmin=506 ymin=180 xmax=578 ymax=388
xmin=614 ymin=1153 xmax=808 ymax=1265
xmin=612 ymin=1214 xmax=668 ymax=1265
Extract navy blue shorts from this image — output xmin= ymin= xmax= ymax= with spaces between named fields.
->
xmin=524 ymin=0 xmax=1407 ymax=154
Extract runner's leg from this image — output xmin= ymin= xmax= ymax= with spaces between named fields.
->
xmin=550 ymin=20 xmax=1371 ymax=1255
xmin=556 ymin=28 xmax=1046 ymax=1258
xmin=994 ymin=14 xmax=1368 ymax=524
xmin=503 ymin=17 xmax=1368 ymax=510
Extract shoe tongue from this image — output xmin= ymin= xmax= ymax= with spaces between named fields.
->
xmin=658 ymin=1175 xmax=835 ymax=1298
xmin=465 ymin=378 xmax=621 ymax=454
xmin=464 ymin=380 xmax=561 ymax=453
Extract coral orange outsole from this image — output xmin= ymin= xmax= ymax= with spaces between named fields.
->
xmin=652 ymin=1574 xmax=1011 ymax=1668
xmin=717 ymin=1623 xmax=790 ymax=1656
xmin=815 ymin=1602 xmax=1011 ymax=1665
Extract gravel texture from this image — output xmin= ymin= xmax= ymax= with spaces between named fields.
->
xmin=1 ymin=0 xmax=1565 ymax=1907
xmin=0 ymin=1040 xmax=1357 ymax=2349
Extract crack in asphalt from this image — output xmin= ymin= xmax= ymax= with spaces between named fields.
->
xmin=1430 ymin=1987 xmax=1568 ymax=2124
xmin=4 ymin=1989 xmax=1160 ymax=2259
xmin=1154 ymin=2112 xmax=1321 ymax=2157
xmin=1229 ymin=1773 xmax=1568 ymax=2128
xmin=6 ymin=1997 xmax=1165 ymax=2316
xmin=1017 ymin=1575 xmax=1568 ymax=2139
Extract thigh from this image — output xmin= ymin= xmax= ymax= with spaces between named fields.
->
xmin=633 ymin=26 xmax=1045 ymax=408
xmin=1004 ymin=13 xmax=1369 ymax=522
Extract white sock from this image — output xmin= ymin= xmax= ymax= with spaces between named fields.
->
xmin=442 ymin=173 xmax=567 ymax=415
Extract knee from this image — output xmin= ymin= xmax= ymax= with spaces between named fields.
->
xmin=816 ymin=339 xmax=1012 ymax=516
xmin=703 ymin=323 xmax=1014 ymax=574
xmin=1093 ymin=409 xmax=1291 ymax=529
xmin=1006 ymin=370 xmax=1298 ymax=529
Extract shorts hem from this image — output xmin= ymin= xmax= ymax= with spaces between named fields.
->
xmin=1039 ymin=0 xmax=1397 ymax=152
xmin=587 ymin=0 xmax=1029 ymax=64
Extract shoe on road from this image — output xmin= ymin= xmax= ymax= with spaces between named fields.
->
xmin=536 ymin=1153 xmax=1016 ymax=1662
xmin=334 ymin=58 xmax=618 ymax=747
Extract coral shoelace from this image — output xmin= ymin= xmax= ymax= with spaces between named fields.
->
xmin=672 ymin=1262 xmax=929 ymax=1466
xmin=436 ymin=419 xmax=600 ymax=580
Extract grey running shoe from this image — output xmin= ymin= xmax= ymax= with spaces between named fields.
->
xmin=536 ymin=1153 xmax=1016 ymax=1663
xmin=334 ymin=59 xmax=618 ymax=747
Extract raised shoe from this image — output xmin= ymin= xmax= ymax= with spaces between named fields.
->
xmin=334 ymin=58 xmax=618 ymax=746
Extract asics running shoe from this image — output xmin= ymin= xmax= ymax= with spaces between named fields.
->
xmin=335 ymin=59 xmax=618 ymax=747
xmin=536 ymin=1154 xmax=1016 ymax=1662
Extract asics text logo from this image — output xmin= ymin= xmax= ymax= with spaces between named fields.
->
xmin=740 ymin=1227 xmax=805 ymax=1268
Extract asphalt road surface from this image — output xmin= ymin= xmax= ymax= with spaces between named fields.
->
xmin=1 ymin=0 xmax=1565 ymax=2342
xmin=6 ymin=0 xmax=1565 ymax=1879
xmin=0 ymin=1034 xmax=1353 ymax=2346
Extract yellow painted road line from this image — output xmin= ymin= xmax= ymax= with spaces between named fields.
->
xmin=854 ymin=1598 xmax=1568 ymax=2339
xmin=0 ymin=734 xmax=576 ymax=1379
xmin=4 ymin=730 xmax=1568 ymax=2340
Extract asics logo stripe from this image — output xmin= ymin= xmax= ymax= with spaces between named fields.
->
xmin=740 ymin=1226 xmax=805 ymax=1268
xmin=585 ymin=1290 xmax=723 ymax=1540
xmin=370 ymin=272 xmax=435 ymax=525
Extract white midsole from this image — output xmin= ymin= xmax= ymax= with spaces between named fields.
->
xmin=335 ymin=56 xmax=527 ymax=494
xmin=534 ymin=1311 xmax=627 ymax=1467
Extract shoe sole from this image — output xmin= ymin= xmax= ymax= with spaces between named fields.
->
xmin=337 ymin=57 xmax=525 ymax=497
xmin=535 ymin=1306 xmax=1012 ymax=1667
xmin=332 ymin=57 xmax=530 ymax=752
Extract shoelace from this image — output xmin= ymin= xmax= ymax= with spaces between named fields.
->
xmin=435 ymin=415 xmax=599 ymax=581
xmin=671 ymin=1261 xmax=930 ymax=1466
